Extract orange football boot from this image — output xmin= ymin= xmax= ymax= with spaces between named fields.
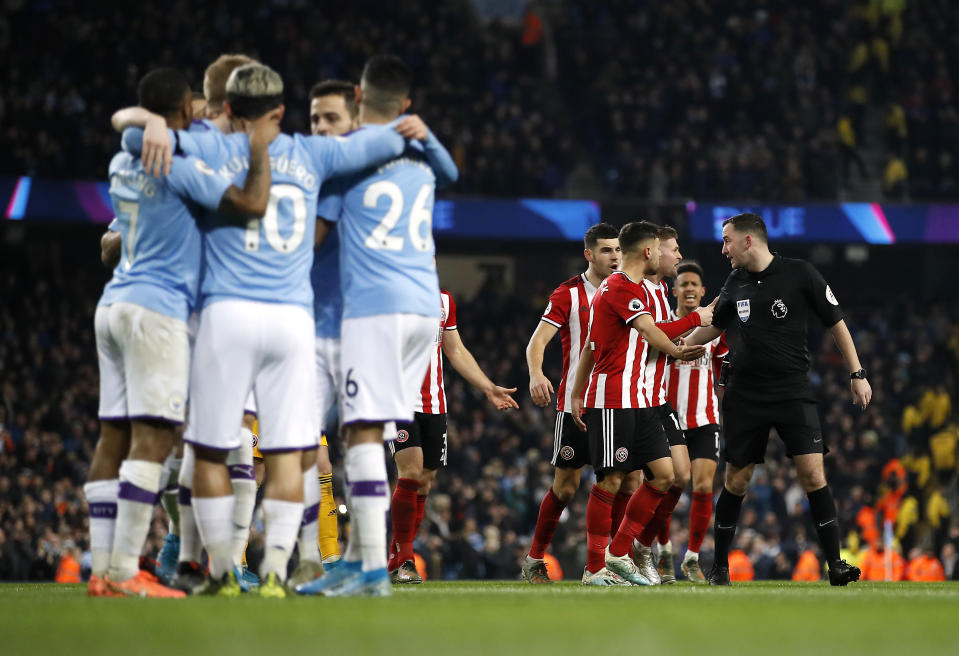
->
xmin=88 ymin=574 xmax=123 ymax=597
xmin=106 ymin=570 xmax=186 ymax=598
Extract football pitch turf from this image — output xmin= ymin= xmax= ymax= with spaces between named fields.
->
xmin=2 ymin=581 xmax=955 ymax=656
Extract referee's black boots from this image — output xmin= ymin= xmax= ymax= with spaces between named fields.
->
xmin=706 ymin=564 xmax=731 ymax=586
xmin=827 ymin=560 xmax=862 ymax=586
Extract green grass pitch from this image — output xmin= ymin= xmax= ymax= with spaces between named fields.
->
xmin=2 ymin=581 xmax=955 ymax=656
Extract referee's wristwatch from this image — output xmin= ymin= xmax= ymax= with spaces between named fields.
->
xmin=850 ymin=368 xmax=867 ymax=380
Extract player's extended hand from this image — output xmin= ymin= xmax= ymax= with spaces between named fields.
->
xmin=571 ymin=397 xmax=587 ymax=432
xmin=529 ymin=374 xmax=554 ymax=407
xmin=696 ymin=297 xmax=718 ymax=326
xmin=486 ymin=385 xmax=520 ymax=411
xmin=248 ymin=107 xmax=283 ymax=149
xmin=851 ymin=377 xmax=872 ymax=410
xmin=143 ymin=115 xmax=172 ymax=178
xmin=394 ymin=114 xmax=429 ymax=141
xmin=674 ymin=343 xmax=707 ymax=361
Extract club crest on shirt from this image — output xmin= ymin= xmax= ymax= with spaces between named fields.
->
xmin=560 ymin=446 xmax=575 ymax=461
xmin=825 ymin=285 xmax=839 ymax=306
xmin=615 ymin=447 xmax=629 ymax=463
xmin=737 ymin=299 xmax=751 ymax=322
xmin=771 ymin=298 xmax=788 ymax=319
xmin=396 ymin=430 xmax=410 ymax=443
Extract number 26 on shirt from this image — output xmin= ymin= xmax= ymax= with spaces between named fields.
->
xmin=363 ymin=181 xmax=433 ymax=252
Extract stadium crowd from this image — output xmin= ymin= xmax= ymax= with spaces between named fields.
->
xmin=3 ymin=0 xmax=959 ymax=201
xmin=1 ymin=240 xmax=956 ymax=582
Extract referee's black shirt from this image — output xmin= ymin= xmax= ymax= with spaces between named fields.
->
xmin=712 ymin=255 xmax=844 ymax=403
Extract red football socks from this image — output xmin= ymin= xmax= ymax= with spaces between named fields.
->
xmin=529 ymin=488 xmax=567 ymax=560
xmin=586 ymin=485 xmax=615 ymax=573
xmin=637 ymin=486 xmax=683 ymax=547
xmin=609 ymin=483 xmax=666 ymax=556
xmin=388 ymin=478 xmax=420 ymax=570
xmin=687 ymin=491 xmax=714 ymax=553
xmin=610 ymin=492 xmax=630 ymax=538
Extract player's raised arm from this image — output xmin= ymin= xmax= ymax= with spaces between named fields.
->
xmin=100 ymin=229 xmax=122 ymax=269
xmin=112 ymin=107 xmax=173 ymax=178
xmin=526 ymin=321 xmax=559 ymax=407
xmin=394 ymin=114 xmax=459 ymax=188
xmin=216 ymin=108 xmax=280 ymax=217
xmin=301 ymin=123 xmax=406 ymax=180
xmin=442 ymin=329 xmax=518 ymax=410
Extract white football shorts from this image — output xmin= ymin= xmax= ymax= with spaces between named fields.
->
xmin=339 ymin=313 xmax=436 ymax=430
xmin=95 ymin=302 xmax=189 ymax=423
xmin=315 ymin=336 xmax=341 ymax=436
xmin=187 ymin=300 xmax=317 ymax=452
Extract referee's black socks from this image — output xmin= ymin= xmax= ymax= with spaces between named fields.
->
xmin=807 ymin=486 xmax=841 ymax=563
xmin=712 ymin=488 xmax=744 ymax=568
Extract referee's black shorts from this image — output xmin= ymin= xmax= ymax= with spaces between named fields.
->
xmin=721 ymin=394 xmax=826 ymax=468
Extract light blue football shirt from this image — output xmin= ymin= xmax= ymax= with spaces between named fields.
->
xmin=318 ymin=127 xmax=457 ymax=320
xmin=99 ymin=149 xmax=232 ymax=322
xmin=123 ymin=124 xmax=406 ymax=313
xmin=312 ymin=128 xmax=458 ymax=337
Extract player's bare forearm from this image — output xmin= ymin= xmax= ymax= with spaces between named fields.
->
xmin=100 ymin=230 xmax=122 ymax=269
xmin=526 ymin=321 xmax=558 ymax=406
xmin=635 ymin=315 xmax=706 ymax=360
xmin=569 ymin=344 xmax=594 ymax=406
xmin=219 ymin=130 xmax=273 ymax=218
xmin=828 ymin=320 xmax=862 ymax=372
xmin=686 ymin=325 xmax=722 ymax=346
xmin=445 ymin=332 xmax=518 ymax=409
xmin=111 ymin=106 xmax=158 ymax=132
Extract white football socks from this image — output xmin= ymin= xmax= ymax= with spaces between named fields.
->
xmin=345 ymin=443 xmax=389 ymax=572
xmin=177 ymin=445 xmax=202 ymax=564
xmin=297 ymin=464 xmax=322 ymax=565
xmin=109 ymin=460 xmax=163 ymax=582
xmin=228 ymin=431 xmax=257 ymax=568
xmin=83 ymin=478 xmax=118 ymax=577
xmin=261 ymin=498 xmax=304 ymax=582
xmin=194 ymin=495 xmax=235 ymax=579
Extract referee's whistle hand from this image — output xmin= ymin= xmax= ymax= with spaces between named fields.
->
xmin=851 ymin=378 xmax=873 ymax=410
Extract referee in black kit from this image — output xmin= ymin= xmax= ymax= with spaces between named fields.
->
xmin=687 ymin=213 xmax=872 ymax=586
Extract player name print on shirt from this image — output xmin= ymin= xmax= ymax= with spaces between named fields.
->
xmin=737 ymin=299 xmax=750 ymax=322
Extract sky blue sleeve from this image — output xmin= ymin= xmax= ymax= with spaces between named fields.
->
xmin=176 ymin=130 xmax=228 ymax=164
xmin=421 ymin=130 xmax=459 ymax=189
xmin=300 ymin=125 xmax=405 ymax=179
xmin=166 ymin=154 xmax=233 ymax=211
xmin=316 ymin=182 xmax=344 ymax=222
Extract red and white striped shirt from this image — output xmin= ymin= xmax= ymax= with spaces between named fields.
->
xmin=638 ymin=278 xmax=673 ymax=408
xmin=583 ymin=271 xmax=655 ymax=409
xmin=540 ymin=273 xmax=599 ymax=413
xmin=417 ymin=289 xmax=457 ymax=414
xmin=666 ymin=325 xmax=728 ymax=429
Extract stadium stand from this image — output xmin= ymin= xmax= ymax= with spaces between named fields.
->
xmin=2 ymin=1 xmax=959 ymax=201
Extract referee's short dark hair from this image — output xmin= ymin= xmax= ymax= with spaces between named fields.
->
xmin=618 ymin=221 xmax=660 ymax=254
xmin=722 ymin=213 xmax=768 ymax=243
xmin=584 ymin=222 xmax=619 ymax=249
xmin=676 ymin=261 xmax=705 ymax=282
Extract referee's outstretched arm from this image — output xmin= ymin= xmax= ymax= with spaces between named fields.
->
xmin=829 ymin=319 xmax=872 ymax=409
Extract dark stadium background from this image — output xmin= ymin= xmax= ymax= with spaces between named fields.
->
xmin=1 ymin=0 xmax=958 ymax=582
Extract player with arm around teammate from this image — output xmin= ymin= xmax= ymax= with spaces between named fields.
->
xmin=85 ymin=68 xmax=275 ymax=598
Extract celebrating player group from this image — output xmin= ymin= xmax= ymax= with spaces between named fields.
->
xmin=87 ymin=48 xmax=870 ymax=598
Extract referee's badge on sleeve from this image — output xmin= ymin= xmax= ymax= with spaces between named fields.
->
xmin=737 ymin=299 xmax=751 ymax=322
xmin=825 ymin=285 xmax=839 ymax=305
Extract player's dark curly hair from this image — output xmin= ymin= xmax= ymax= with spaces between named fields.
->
xmin=138 ymin=68 xmax=190 ymax=120
xmin=676 ymin=261 xmax=705 ymax=281
xmin=618 ymin=221 xmax=660 ymax=254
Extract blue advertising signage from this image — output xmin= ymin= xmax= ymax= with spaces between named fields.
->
xmin=688 ymin=202 xmax=959 ymax=244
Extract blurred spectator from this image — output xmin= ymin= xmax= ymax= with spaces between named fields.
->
xmin=882 ymin=152 xmax=908 ymax=199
